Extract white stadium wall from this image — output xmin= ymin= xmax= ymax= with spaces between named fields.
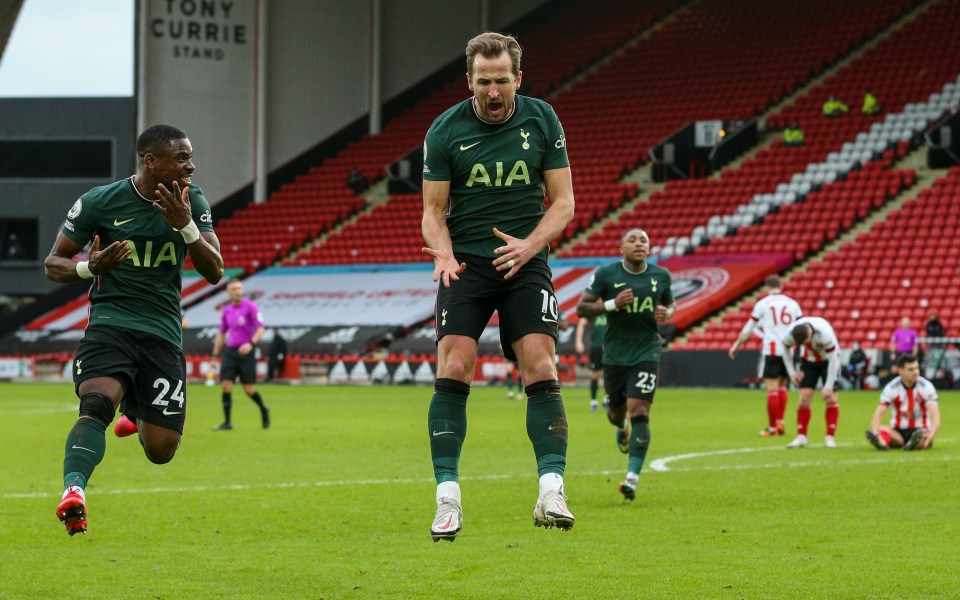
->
xmin=139 ymin=0 xmax=258 ymax=204
xmin=138 ymin=0 xmax=547 ymax=207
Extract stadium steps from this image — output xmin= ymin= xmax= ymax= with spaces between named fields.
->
xmin=760 ymin=0 xmax=938 ymax=130
xmin=546 ymin=0 xmax=696 ymax=101
xmin=555 ymin=179 xmax=666 ymax=254
xmin=670 ymin=150 xmax=945 ymax=349
xmin=588 ymin=0 xmax=932 ymax=264
xmin=278 ymin=179 xmax=391 ymax=266
xmin=804 ymin=164 xmax=946 ymax=265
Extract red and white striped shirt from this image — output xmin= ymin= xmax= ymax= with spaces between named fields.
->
xmin=786 ymin=316 xmax=839 ymax=363
xmin=879 ymin=376 xmax=938 ymax=429
xmin=738 ymin=293 xmax=803 ymax=356
xmin=779 ymin=316 xmax=842 ymax=390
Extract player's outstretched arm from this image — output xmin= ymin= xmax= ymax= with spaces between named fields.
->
xmin=869 ymin=403 xmax=887 ymax=434
xmin=421 ymin=179 xmax=464 ymax=288
xmin=577 ymin=292 xmax=604 ymax=319
xmin=923 ymin=403 xmax=941 ymax=448
xmin=729 ymin=319 xmax=757 ymax=359
xmin=44 ymin=233 xmax=131 ymax=284
xmin=189 ymin=230 xmax=224 ymax=285
xmin=575 ymin=318 xmax=587 ymax=354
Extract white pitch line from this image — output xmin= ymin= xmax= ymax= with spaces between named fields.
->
xmin=7 ymin=448 xmax=955 ymax=500
xmin=1 ymin=404 xmax=78 ymax=416
xmin=649 ymin=445 xmax=786 ymax=472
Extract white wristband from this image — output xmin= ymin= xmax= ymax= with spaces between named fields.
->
xmin=604 ymin=298 xmax=618 ymax=312
xmin=76 ymin=260 xmax=94 ymax=279
xmin=178 ymin=220 xmax=201 ymax=244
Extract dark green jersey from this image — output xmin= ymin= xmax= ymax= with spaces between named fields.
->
xmin=589 ymin=313 xmax=607 ymax=348
xmin=585 ymin=261 xmax=674 ymax=366
xmin=61 ymin=177 xmax=214 ymax=348
xmin=422 ymin=95 xmax=569 ymax=258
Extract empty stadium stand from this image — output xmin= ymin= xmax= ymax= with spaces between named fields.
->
xmin=14 ymin=0 xmax=960 ymax=380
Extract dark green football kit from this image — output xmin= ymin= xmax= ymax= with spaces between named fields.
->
xmin=423 ymin=93 xmax=572 ymax=486
xmin=585 ymin=261 xmax=674 ymax=405
xmin=62 ymin=176 xmax=214 ymax=431
xmin=423 ymin=94 xmax=569 ymax=358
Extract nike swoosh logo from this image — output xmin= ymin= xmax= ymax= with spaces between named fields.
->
xmin=541 ymin=316 xmax=557 ymax=324
xmin=432 ymin=431 xmax=455 ymax=436
xmin=613 ymin=282 xmax=627 ymax=288
xmin=459 ymin=141 xmax=481 ymax=151
xmin=113 ymin=218 xmax=135 ymax=227
xmin=71 ymin=445 xmax=96 ymax=453
xmin=162 ymin=408 xmax=183 ymax=416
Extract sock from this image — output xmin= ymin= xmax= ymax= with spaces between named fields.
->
xmin=436 ymin=480 xmax=461 ymax=505
xmin=778 ymin=388 xmax=789 ymax=423
xmin=627 ymin=415 xmax=651 ymax=476
xmin=825 ymin=404 xmax=839 ymax=436
xmin=506 ymin=374 xmax=514 ymax=393
xmin=879 ymin=428 xmax=892 ymax=445
xmin=539 ymin=472 xmax=563 ymax=496
xmin=249 ymin=391 xmax=265 ymax=409
xmin=589 ymin=379 xmax=598 ymax=401
xmin=766 ymin=390 xmax=779 ymax=428
xmin=626 ymin=471 xmax=639 ymax=485
xmin=428 ymin=378 xmax=470 ymax=484
xmin=222 ymin=392 xmax=232 ymax=423
xmin=63 ymin=416 xmax=107 ymax=490
xmin=797 ymin=405 xmax=811 ymax=435
xmin=525 ymin=380 xmax=567 ymax=477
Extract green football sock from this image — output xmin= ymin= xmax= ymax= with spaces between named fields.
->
xmin=589 ymin=379 xmax=598 ymax=401
xmin=628 ymin=415 xmax=651 ymax=476
xmin=428 ymin=378 xmax=470 ymax=484
xmin=525 ymin=380 xmax=567 ymax=477
xmin=63 ymin=417 xmax=107 ymax=489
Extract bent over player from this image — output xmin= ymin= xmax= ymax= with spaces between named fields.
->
xmin=778 ymin=316 xmax=842 ymax=449
xmin=44 ymin=125 xmax=223 ymax=535
xmin=422 ymin=32 xmax=576 ymax=541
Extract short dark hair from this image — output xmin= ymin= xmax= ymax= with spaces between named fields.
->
xmin=896 ymin=353 xmax=919 ymax=368
xmin=136 ymin=124 xmax=187 ymax=158
xmin=466 ymin=32 xmax=522 ymax=76
xmin=621 ymin=228 xmax=647 ymax=244
xmin=791 ymin=323 xmax=811 ymax=345
xmin=764 ymin=276 xmax=782 ymax=289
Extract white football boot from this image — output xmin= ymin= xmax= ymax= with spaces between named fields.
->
xmin=533 ymin=487 xmax=575 ymax=531
xmin=786 ymin=434 xmax=809 ymax=449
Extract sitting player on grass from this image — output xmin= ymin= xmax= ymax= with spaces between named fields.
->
xmin=866 ymin=353 xmax=940 ymax=451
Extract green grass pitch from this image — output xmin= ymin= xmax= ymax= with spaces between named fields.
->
xmin=1 ymin=382 xmax=957 ymax=598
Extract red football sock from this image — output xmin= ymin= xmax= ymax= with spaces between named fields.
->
xmin=825 ymin=405 xmax=839 ymax=436
xmin=778 ymin=388 xmax=788 ymax=423
xmin=766 ymin=390 xmax=779 ymax=428
xmin=797 ymin=405 xmax=811 ymax=435
xmin=879 ymin=428 xmax=892 ymax=445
